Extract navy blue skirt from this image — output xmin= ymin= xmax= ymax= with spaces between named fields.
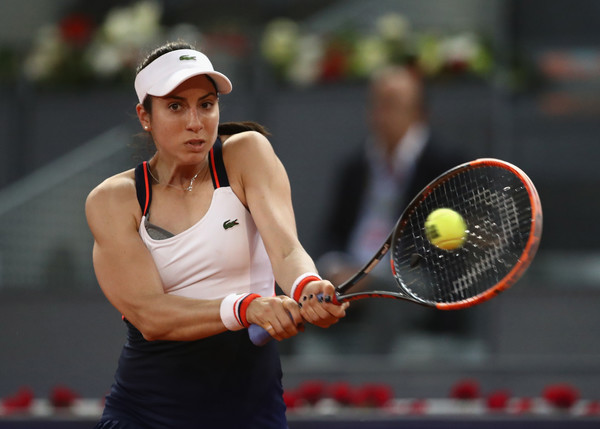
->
xmin=97 ymin=321 xmax=287 ymax=429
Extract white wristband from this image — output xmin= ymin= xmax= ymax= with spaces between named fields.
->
xmin=290 ymin=272 xmax=322 ymax=302
xmin=220 ymin=293 xmax=250 ymax=331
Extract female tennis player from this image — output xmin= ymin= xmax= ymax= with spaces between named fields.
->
xmin=86 ymin=40 xmax=348 ymax=428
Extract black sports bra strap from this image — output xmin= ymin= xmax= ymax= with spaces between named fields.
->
xmin=136 ymin=137 xmax=226 ymax=213
xmin=134 ymin=161 xmax=152 ymax=216
xmin=209 ymin=137 xmax=230 ymax=189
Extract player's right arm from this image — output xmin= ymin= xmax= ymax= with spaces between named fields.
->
xmin=85 ymin=172 xmax=302 ymax=342
xmin=85 ymin=172 xmax=229 ymax=341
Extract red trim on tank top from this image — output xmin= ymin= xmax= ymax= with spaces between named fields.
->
xmin=210 ymin=148 xmax=220 ymax=189
xmin=142 ymin=161 xmax=151 ymax=215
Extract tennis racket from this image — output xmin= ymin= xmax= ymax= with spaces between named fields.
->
xmin=249 ymin=158 xmax=543 ymax=346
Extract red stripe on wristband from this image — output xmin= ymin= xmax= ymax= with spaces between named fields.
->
xmin=292 ymin=275 xmax=321 ymax=302
xmin=239 ymin=293 xmax=261 ymax=328
xmin=232 ymin=294 xmax=247 ymax=328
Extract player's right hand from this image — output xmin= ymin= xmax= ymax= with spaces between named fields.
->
xmin=298 ymin=280 xmax=349 ymax=328
xmin=245 ymin=295 xmax=303 ymax=341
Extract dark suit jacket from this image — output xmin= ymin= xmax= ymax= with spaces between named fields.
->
xmin=317 ymin=134 xmax=470 ymax=334
xmin=319 ymin=134 xmax=465 ymax=255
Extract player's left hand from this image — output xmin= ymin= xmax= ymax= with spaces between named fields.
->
xmin=298 ymin=280 xmax=349 ymax=328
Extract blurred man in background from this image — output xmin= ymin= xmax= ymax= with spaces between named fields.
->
xmin=315 ymin=65 xmax=469 ymax=355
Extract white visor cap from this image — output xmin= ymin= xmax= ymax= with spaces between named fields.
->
xmin=134 ymin=49 xmax=233 ymax=104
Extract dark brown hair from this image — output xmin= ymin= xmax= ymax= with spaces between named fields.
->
xmin=218 ymin=121 xmax=270 ymax=137
xmin=137 ymin=40 xmax=269 ymax=137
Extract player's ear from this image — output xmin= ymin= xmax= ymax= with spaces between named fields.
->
xmin=136 ymin=103 xmax=151 ymax=131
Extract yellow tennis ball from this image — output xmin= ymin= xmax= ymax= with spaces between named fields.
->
xmin=424 ymin=208 xmax=467 ymax=250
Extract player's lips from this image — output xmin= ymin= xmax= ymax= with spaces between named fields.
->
xmin=185 ymin=139 xmax=205 ymax=149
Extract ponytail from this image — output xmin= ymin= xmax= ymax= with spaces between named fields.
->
xmin=218 ymin=121 xmax=271 ymax=137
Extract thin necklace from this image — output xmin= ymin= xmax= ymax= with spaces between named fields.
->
xmin=148 ymin=166 xmax=203 ymax=192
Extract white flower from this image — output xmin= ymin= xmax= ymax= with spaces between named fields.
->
xmin=130 ymin=0 xmax=163 ymax=42
xmin=416 ymin=34 xmax=443 ymax=76
xmin=86 ymin=0 xmax=164 ymax=78
xmin=261 ymin=18 xmax=299 ymax=67
xmin=287 ymin=34 xmax=323 ymax=86
xmin=23 ymin=25 xmax=65 ymax=81
xmin=86 ymin=43 xmax=123 ymax=77
xmin=440 ymin=33 xmax=479 ymax=64
xmin=103 ymin=0 xmax=162 ymax=47
xmin=351 ymin=36 xmax=388 ymax=78
xmin=376 ymin=13 xmax=410 ymax=41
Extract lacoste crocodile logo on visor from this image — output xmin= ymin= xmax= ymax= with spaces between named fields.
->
xmin=179 ymin=55 xmax=197 ymax=61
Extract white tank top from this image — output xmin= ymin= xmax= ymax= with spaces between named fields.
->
xmin=135 ymin=141 xmax=275 ymax=300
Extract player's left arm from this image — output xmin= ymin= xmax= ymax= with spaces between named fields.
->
xmin=223 ymin=131 xmax=348 ymax=328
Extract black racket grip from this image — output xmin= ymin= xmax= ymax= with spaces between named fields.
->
xmin=248 ymin=293 xmax=340 ymax=346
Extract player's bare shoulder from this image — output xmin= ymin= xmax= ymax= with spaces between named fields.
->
xmin=222 ymin=130 xmax=272 ymax=152
xmin=220 ymin=131 xmax=282 ymax=206
xmin=85 ymin=169 xmax=139 ymax=231
xmin=221 ymin=131 xmax=277 ymax=172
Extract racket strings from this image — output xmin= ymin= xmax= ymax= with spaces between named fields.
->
xmin=392 ymin=165 xmax=535 ymax=305
xmin=449 ymin=183 xmax=521 ymax=299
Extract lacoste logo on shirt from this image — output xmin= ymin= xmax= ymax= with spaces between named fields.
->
xmin=223 ymin=219 xmax=239 ymax=230
xmin=179 ymin=55 xmax=197 ymax=61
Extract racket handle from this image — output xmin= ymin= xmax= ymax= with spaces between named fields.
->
xmin=317 ymin=292 xmax=341 ymax=305
xmin=248 ymin=293 xmax=341 ymax=346
xmin=249 ymin=324 xmax=272 ymax=346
